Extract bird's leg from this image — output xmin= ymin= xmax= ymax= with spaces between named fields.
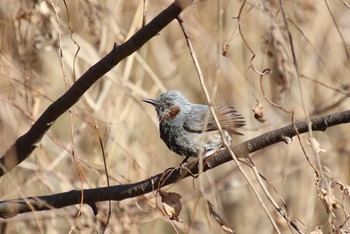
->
xmin=175 ymin=156 xmax=200 ymax=178
xmin=179 ymin=156 xmax=190 ymax=166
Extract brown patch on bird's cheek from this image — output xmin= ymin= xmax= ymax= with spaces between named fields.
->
xmin=163 ymin=105 xmax=180 ymax=121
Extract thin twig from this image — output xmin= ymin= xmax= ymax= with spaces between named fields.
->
xmin=177 ymin=14 xmax=281 ymax=234
xmin=279 ymin=0 xmax=334 ymax=230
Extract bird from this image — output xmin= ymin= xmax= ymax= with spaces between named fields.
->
xmin=143 ymin=90 xmax=245 ymax=162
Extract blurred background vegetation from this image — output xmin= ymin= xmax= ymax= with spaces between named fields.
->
xmin=0 ymin=0 xmax=349 ymax=233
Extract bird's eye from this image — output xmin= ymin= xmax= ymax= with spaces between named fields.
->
xmin=165 ymin=100 xmax=172 ymax=107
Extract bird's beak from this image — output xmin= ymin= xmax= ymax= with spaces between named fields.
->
xmin=142 ymin=98 xmax=160 ymax=108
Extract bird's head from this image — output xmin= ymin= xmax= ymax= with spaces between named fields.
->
xmin=143 ymin=90 xmax=189 ymax=122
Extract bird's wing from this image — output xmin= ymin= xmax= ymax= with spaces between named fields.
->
xmin=183 ymin=105 xmax=245 ymax=135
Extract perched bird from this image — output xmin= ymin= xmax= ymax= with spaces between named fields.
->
xmin=143 ymin=90 xmax=245 ymax=161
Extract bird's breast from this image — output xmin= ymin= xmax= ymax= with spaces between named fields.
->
xmin=159 ymin=122 xmax=231 ymax=157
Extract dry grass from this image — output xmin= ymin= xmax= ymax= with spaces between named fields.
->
xmin=0 ymin=0 xmax=349 ymax=233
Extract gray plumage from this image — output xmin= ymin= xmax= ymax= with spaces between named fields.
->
xmin=143 ymin=90 xmax=245 ymax=158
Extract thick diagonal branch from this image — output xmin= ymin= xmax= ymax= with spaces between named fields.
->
xmin=0 ymin=1 xmax=193 ymax=176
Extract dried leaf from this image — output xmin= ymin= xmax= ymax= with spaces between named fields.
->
xmin=207 ymin=200 xmax=235 ymax=233
xmin=337 ymin=181 xmax=350 ymax=196
xmin=160 ymin=191 xmax=182 ymax=221
xmin=319 ymin=188 xmax=339 ymax=210
xmin=341 ymin=185 xmax=350 ymax=196
xmin=262 ymin=23 xmax=295 ymax=101
xmin=252 ymin=101 xmax=266 ymax=123
xmin=222 ymin=43 xmax=230 ymax=57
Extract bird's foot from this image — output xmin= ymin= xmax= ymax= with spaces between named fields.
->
xmin=179 ymin=156 xmax=190 ymax=167
xmin=175 ymin=157 xmax=199 ymax=178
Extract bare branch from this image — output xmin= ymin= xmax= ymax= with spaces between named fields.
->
xmin=0 ymin=109 xmax=349 ymax=219
xmin=0 ymin=1 xmax=193 ymax=177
